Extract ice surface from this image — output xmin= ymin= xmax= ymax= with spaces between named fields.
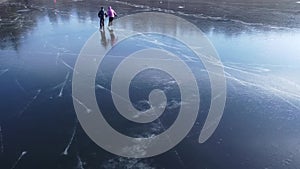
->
xmin=0 ymin=125 xmax=3 ymax=153
xmin=112 ymin=0 xmax=300 ymax=30
xmin=0 ymin=0 xmax=300 ymax=168
xmin=101 ymin=157 xmax=156 ymax=169
xmin=223 ymin=63 xmax=300 ymax=108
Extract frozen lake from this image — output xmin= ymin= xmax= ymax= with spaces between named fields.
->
xmin=0 ymin=0 xmax=300 ymax=168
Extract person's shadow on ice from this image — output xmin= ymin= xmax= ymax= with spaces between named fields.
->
xmin=100 ymin=30 xmax=108 ymax=49
xmin=99 ymin=29 xmax=117 ymax=49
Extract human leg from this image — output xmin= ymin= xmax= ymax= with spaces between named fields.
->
xmin=100 ymin=18 xmax=104 ymax=29
xmin=108 ymin=17 xmax=114 ymax=26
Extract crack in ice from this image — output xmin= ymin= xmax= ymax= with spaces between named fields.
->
xmin=11 ymin=151 xmax=27 ymax=169
xmin=96 ymin=84 xmax=129 ymax=104
xmin=60 ymin=59 xmax=74 ymax=71
xmin=97 ymin=83 xmax=186 ymax=167
xmin=72 ymin=96 xmax=92 ymax=113
xmin=0 ymin=69 xmax=9 ymax=76
xmin=76 ymin=154 xmax=85 ymax=169
xmin=19 ymin=89 xmax=42 ymax=117
xmin=15 ymin=79 xmax=27 ymax=94
xmin=58 ymin=72 xmax=70 ymax=97
xmin=62 ymin=122 xmax=77 ymax=155
xmin=224 ymin=64 xmax=300 ymax=111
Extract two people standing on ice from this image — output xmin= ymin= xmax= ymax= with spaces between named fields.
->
xmin=98 ymin=6 xmax=117 ymax=31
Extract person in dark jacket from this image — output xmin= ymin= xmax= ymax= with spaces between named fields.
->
xmin=98 ymin=7 xmax=107 ymax=31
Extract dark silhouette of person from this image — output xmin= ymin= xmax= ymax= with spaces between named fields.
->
xmin=100 ymin=29 xmax=108 ymax=49
xmin=98 ymin=7 xmax=107 ymax=31
xmin=24 ymin=0 xmax=29 ymax=8
xmin=109 ymin=29 xmax=117 ymax=46
xmin=99 ymin=29 xmax=117 ymax=48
